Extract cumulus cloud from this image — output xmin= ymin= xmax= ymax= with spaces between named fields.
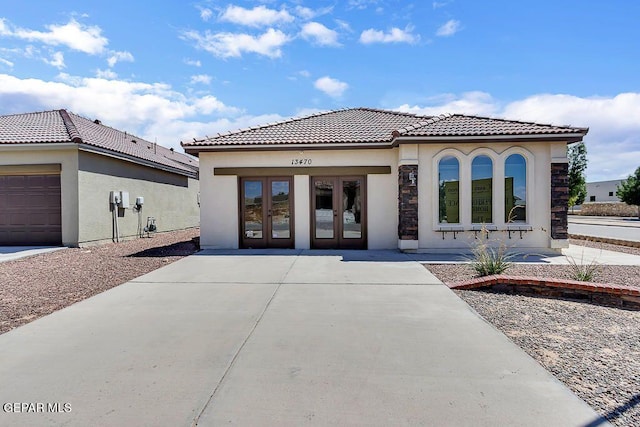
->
xmin=0 ymin=73 xmax=241 ymax=150
xmin=184 ymin=58 xmax=201 ymax=67
xmin=181 ymin=28 xmax=290 ymax=58
xmin=300 ymin=22 xmax=340 ymax=46
xmin=359 ymin=26 xmax=419 ymax=44
xmin=198 ymin=7 xmax=213 ymax=22
xmin=219 ymin=5 xmax=294 ymax=28
xmin=95 ymin=68 xmax=117 ymax=79
xmin=0 ymin=57 xmax=13 ymax=67
xmin=295 ymin=5 xmax=334 ymax=20
xmin=314 ymin=76 xmax=348 ymax=98
xmin=0 ymin=18 xmax=108 ymax=54
xmin=190 ymin=74 xmax=212 ymax=85
xmin=436 ymin=19 xmax=461 ymax=37
xmin=44 ymin=51 xmax=65 ymax=69
xmin=396 ymin=92 xmax=640 ymax=181
xmin=106 ymin=50 xmax=134 ymax=67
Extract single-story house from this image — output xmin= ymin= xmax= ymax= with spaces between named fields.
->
xmin=183 ymin=108 xmax=587 ymax=252
xmin=0 ymin=109 xmax=199 ymax=246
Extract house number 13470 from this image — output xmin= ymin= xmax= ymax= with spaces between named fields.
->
xmin=291 ymin=158 xmax=312 ymax=165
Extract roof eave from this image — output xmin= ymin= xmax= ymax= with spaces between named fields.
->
xmin=393 ymin=132 xmax=587 ymax=145
xmin=78 ymin=144 xmax=198 ymax=178
xmin=183 ymin=141 xmax=394 ymax=154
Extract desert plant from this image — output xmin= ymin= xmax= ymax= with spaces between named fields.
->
xmin=566 ymin=247 xmax=601 ymax=282
xmin=467 ymin=226 xmax=515 ymax=276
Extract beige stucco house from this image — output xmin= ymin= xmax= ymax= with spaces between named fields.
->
xmin=0 ymin=110 xmax=199 ymax=246
xmin=183 ymin=108 xmax=587 ymax=252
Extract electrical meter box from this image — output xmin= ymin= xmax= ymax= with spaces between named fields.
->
xmin=135 ymin=196 xmax=144 ymax=206
xmin=109 ymin=190 xmax=120 ymax=204
xmin=118 ymin=191 xmax=130 ymax=208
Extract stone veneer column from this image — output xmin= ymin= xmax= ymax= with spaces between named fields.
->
xmin=550 ymin=162 xmax=569 ymax=240
xmin=398 ymin=165 xmax=419 ymax=247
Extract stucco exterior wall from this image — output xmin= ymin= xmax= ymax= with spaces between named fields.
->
xmin=198 ymin=149 xmax=398 ymax=249
xmin=77 ymin=151 xmax=199 ymax=245
xmin=417 ymin=142 xmax=561 ymax=251
xmin=0 ymin=145 xmax=79 ymax=246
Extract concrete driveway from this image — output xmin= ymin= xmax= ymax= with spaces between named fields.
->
xmin=0 ymin=250 xmax=606 ymax=426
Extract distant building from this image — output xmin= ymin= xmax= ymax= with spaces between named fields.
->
xmin=586 ymin=180 xmax=623 ymax=203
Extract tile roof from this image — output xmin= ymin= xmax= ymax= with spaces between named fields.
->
xmin=0 ymin=110 xmax=198 ymax=177
xmin=394 ymin=113 xmax=589 ymax=137
xmin=183 ymin=108 xmax=429 ymax=147
xmin=183 ymin=108 xmax=588 ymax=152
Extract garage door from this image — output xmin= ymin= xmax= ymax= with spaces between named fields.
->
xmin=0 ymin=172 xmax=62 ymax=246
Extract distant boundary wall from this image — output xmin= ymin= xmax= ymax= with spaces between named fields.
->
xmin=577 ymin=202 xmax=639 ymax=217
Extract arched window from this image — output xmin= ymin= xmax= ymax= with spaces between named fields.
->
xmin=471 ymin=155 xmax=493 ymax=223
xmin=505 ymin=154 xmax=527 ymax=222
xmin=438 ymin=156 xmax=459 ymax=223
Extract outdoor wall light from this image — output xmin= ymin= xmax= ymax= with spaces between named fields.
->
xmin=408 ymin=171 xmax=417 ymax=186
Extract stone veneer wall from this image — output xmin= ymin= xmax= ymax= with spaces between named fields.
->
xmin=398 ymin=165 xmax=418 ymax=241
xmin=579 ymin=202 xmax=639 ymax=217
xmin=551 ymin=162 xmax=569 ymax=239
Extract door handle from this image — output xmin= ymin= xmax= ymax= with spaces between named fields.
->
xmin=333 ymin=210 xmax=337 ymax=217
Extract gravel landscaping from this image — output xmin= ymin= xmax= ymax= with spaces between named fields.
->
xmin=0 ymin=228 xmax=199 ymax=335
xmin=426 ymin=244 xmax=640 ymax=427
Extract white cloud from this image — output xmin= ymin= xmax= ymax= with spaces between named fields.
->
xmin=299 ymin=70 xmax=311 ymax=78
xmin=436 ymin=19 xmax=461 ymax=37
xmin=300 ymin=22 xmax=340 ymax=46
xmin=45 ymin=51 xmax=65 ymax=69
xmin=190 ymin=74 xmax=212 ymax=85
xmin=0 ymin=73 xmax=240 ymax=151
xmin=396 ymin=92 xmax=640 ymax=181
xmin=359 ymin=26 xmax=419 ymax=44
xmin=0 ymin=18 xmax=108 ymax=54
xmin=184 ymin=58 xmax=201 ymax=67
xmin=95 ymin=68 xmax=117 ymax=79
xmin=295 ymin=5 xmax=334 ymax=20
xmin=335 ymin=19 xmax=352 ymax=33
xmin=198 ymin=7 xmax=213 ymax=22
xmin=0 ymin=57 xmax=14 ymax=67
xmin=396 ymin=91 xmax=499 ymax=117
xmin=348 ymin=0 xmax=379 ymax=10
xmin=314 ymin=76 xmax=348 ymax=98
xmin=219 ymin=5 xmax=294 ymax=28
xmin=182 ymin=28 xmax=291 ymax=58
xmin=432 ymin=1 xmax=450 ymax=9
xmin=107 ymin=50 xmax=134 ymax=68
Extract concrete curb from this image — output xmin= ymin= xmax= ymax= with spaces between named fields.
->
xmin=570 ymin=234 xmax=640 ymax=248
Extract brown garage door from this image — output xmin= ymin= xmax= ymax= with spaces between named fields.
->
xmin=0 ymin=174 xmax=62 ymax=245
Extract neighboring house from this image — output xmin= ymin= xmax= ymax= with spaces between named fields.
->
xmin=586 ymin=180 xmax=623 ymax=203
xmin=0 ymin=110 xmax=199 ymax=246
xmin=182 ymin=108 xmax=588 ymax=252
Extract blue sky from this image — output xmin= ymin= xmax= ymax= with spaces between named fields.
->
xmin=0 ymin=0 xmax=638 ymax=181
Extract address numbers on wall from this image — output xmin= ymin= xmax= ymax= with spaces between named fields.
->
xmin=291 ymin=158 xmax=312 ymax=165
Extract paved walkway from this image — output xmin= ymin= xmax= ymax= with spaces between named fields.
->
xmin=0 ymin=246 xmax=65 ymax=263
xmin=0 ymin=250 xmax=607 ymax=426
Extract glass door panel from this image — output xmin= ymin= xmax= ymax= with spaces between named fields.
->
xmin=243 ymin=180 xmax=263 ymax=239
xmin=270 ymin=180 xmax=290 ymax=239
xmin=314 ymin=180 xmax=334 ymax=239
xmin=342 ymin=179 xmax=362 ymax=239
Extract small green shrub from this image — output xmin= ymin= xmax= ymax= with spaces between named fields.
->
xmin=566 ymin=249 xmax=601 ymax=282
xmin=467 ymin=229 xmax=514 ymax=277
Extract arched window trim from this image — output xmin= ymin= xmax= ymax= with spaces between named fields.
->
xmin=499 ymin=147 xmax=534 ymax=225
xmin=469 ymin=149 xmax=498 ymax=224
xmin=432 ymin=149 xmax=465 ymax=228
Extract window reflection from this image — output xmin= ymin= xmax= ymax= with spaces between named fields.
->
xmin=271 ymin=180 xmax=290 ymax=238
xmin=244 ymin=181 xmax=263 ymax=238
xmin=438 ymin=156 xmax=460 ymax=223
xmin=315 ymin=180 xmax=334 ymax=238
xmin=342 ymin=180 xmax=362 ymax=238
xmin=472 ymin=155 xmax=493 ymax=223
xmin=505 ymin=154 xmax=527 ymax=222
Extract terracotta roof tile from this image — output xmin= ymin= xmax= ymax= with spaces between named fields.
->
xmin=184 ymin=108 xmax=429 ymax=147
xmin=0 ymin=110 xmax=198 ymax=177
xmin=183 ymin=108 xmax=588 ymax=151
